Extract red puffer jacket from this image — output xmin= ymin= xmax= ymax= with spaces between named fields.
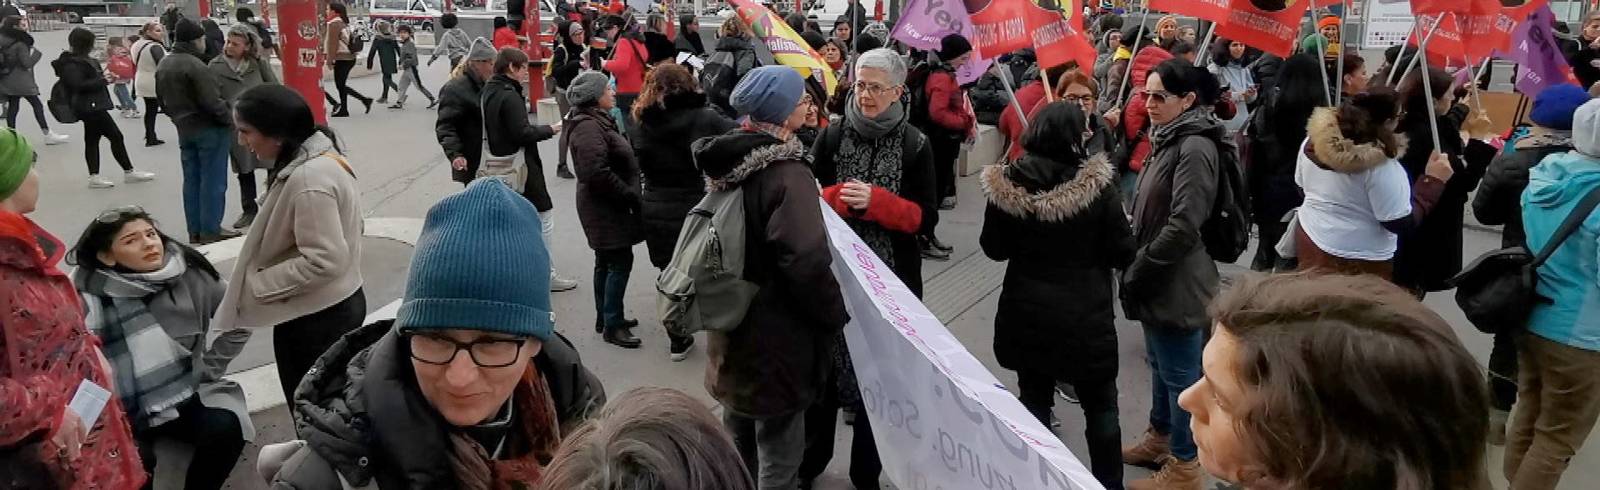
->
xmin=925 ymin=68 xmax=974 ymax=136
xmin=999 ymin=81 xmax=1047 ymax=162
xmin=1121 ymin=46 xmax=1172 ymax=174
xmin=0 ymin=211 xmax=144 ymax=490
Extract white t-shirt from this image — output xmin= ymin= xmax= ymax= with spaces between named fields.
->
xmin=1294 ymin=138 xmax=1413 ymax=261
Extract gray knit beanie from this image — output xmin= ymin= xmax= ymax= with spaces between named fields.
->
xmin=568 ymin=70 xmax=609 ymax=107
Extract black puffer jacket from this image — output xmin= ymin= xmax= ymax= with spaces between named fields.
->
xmin=155 ymin=42 xmax=231 ymax=136
xmin=50 ymin=52 xmax=113 ymax=117
xmin=692 ymin=129 xmax=848 ymax=418
xmin=435 ymin=69 xmax=488 ymax=184
xmin=482 ymin=73 xmax=558 ymax=211
xmin=567 ymin=106 xmax=644 ymax=251
xmin=1474 ymin=130 xmax=1575 ymax=249
xmin=1394 ymin=104 xmax=1491 ymax=292
xmin=1121 ymin=112 xmax=1224 ymax=330
xmin=704 ymin=36 xmax=762 ymax=117
xmin=262 ymin=320 xmax=605 ymax=489
xmin=980 ymin=153 xmax=1134 ymax=383
xmin=629 ymin=92 xmax=736 ymax=268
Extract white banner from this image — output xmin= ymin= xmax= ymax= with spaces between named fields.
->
xmin=821 ymin=199 xmax=1104 ymax=490
xmin=1361 ymin=0 xmax=1416 ymax=49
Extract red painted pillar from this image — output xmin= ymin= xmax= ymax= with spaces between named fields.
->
xmin=198 ymin=0 xmax=210 ymax=18
xmin=278 ymin=0 xmax=329 ymax=123
xmin=524 ymin=0 xmax=547 ymax=113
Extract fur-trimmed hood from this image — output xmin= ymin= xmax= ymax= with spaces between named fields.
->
xmin=693 ymin=130 xmax=809 ymax=192
xmin=982 ymin=153 xmax=1115 ymax=222
xmin=1305 ymin=107 xmax=1406 ymax=174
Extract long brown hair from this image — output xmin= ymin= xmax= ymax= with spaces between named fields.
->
xmin=1336 ymin=88 xmax=1404 ymax=158
xmin=1208 ymin=273 xmax=1489 ymax=490
xmin=631 ymin=63 xmax=699 ymax=123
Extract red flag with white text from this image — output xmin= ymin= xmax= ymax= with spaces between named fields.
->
xmin=1459 ymin=0 xmax=1549 ymax=64
xmin=1031 ymin=0 xmax=1097 ymax=71
xmin=1146 ymin=0 xmax=1228 ymax=23
xmin=1215 ymin=0 xmax=1311 ymax=58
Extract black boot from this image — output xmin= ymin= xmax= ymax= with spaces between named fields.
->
xmin=603 ymin=325 xmax=642 ymax=349
xmin=556 ymin=164 xmax=575 ymax=179
xmin=928 ymin=235 xmax=954 ymax=252
xmin=919 ymin=236 xmax=951 ymax=261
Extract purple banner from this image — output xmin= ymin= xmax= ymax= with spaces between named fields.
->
xmin=891 ymin=0 xmax=993 ymax=84
xmin=1498 ymin=5 xmax=1572 ymax=97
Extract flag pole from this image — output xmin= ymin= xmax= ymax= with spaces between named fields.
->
xmin=1193 ymin=21 xmax=1218 ymax=67
xmin=1391 ymin=14 xmax=1443 ymax=87
xmin=1333 ymin=0 xmax=1347 ymax=105
xmin=1114 ymin=0 xmax=1152 ymax=109
xmin=996 ymin=63 xmax=1030 ymax=130
xmin=1416 ymin=15 xmax=1445 ymax=157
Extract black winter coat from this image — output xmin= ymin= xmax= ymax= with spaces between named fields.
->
xmin=50 ymin=52 xmax=113 ymax=117
xmin=482 ymin=74 xmax=558 ymax=211
xmin=550 ymin=42 xmax=599 ymax=90
xmin=1569 ymin=37 xmax=1599 ymax=90
xmin=567 ymin=106 xmax=644 ymax=250
xmin=705 ymin=37 xmax=762 ymax=118
xmin=154 ymin=44 xmax=231 ymax=137
xmin=1474 ymin=131 xmax=1575 ymax=249
xmin=812 ymin=114 xmax=938 ymax=295
xmin=1245 ymin=89 xmax=1308 ymax=225
xmin=629 ymin=92 xmax=736 ymax=268
xmin=265 ymin=320 xmax=606 ymax=489
xmin=1122 ymin=113 xmax=1224 ymax=330
xmin=435 ymin=69 xmax=487 ymax=184
xmin=981 ymin=153 xmax=1133 ymax=383
xmin=691 ymin=130 xmax=848 ymax=418
xmin=1394 ymin=104 xmax=1490 ymax=292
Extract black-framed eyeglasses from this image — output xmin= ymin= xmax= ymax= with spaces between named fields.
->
xmin=406 ymin=332 xmax=527 ymax=368
xmin=854 ymin=80 xmax=897 ymax=98
xmin=95 ymin=205 xmax=146 ymax=223
xmin=1062 ymin=94 xmax=1094 ymax=104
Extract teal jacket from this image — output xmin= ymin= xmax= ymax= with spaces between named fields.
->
xmin=1523 ymin=150 xmax=1600 ymax=351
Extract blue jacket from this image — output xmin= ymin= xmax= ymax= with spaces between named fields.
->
xmin=1523 ymin=151 xmax=1600 ymax=351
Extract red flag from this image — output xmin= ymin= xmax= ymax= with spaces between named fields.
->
xmin=1031 ymin=0 xmax=1097 ymax=70
xmin=1459 ymin=0 xmax=1549 ymax=63
xmin=971 ymin=0 xmax=1097 ymax=71
xmin=1147 ymin=0 xmax=1228 ymax=23
xmin=1410 ymin=0 xmax=1499 ymax=15
xmin=1215 ymin=0 xmax=1310 ymax=58
xmin=1410 ymin=13 xmax=1467 ymax=65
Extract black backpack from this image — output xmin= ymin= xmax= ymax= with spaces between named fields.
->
xmin=700 ymin=49 xmax=739 ymax=115
xmin=1450 ymin=186 xmax=1600 ymax=335
xmin=346 ymin=27 xmax=365 ymax=55
xmin=1179 ymin=132 xmax=1251 ymax=264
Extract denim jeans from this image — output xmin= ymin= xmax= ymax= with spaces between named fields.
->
xmin=593 ymin=247 xmax=633 ymax=328
xmin=725 ymin=409 xmax=806 ymax=490
xmin=112 ymin=83 xmax=137 ymax=110
xmin=179 ymin=126 xmax=232 ymax=237
xmin=1019 ymin=370 xmax=1123 ymax=489
xmin=1143 ymin=323 xmax=1203 ymax=462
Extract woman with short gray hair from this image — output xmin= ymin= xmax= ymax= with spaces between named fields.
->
xmin=799 ymin=47 xmax=936 ymax=489
xmin=210 ymin=22 xmax=279 ymax=229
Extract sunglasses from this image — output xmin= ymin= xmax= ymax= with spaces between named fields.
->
xmin=95 ymin=205 xmax=146 ymax=223
xmin=1146 ymin=90 xmax=1181 ymax=105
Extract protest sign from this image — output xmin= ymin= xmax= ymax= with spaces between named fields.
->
xmin=892 ymin=0 xmax=994 ymax=83
xmin=730 ymin=0 xmax=842 ymax=94
xmin=1500 ymin=3 xmax=1576 ymax=97
xmin=822 ymin=199 xmax=1104 ymax=490
xmin=1216 ymin=0 xmax=1311 ymax=58
xmin=1361 ymin=0 xmax=1415 ymax=49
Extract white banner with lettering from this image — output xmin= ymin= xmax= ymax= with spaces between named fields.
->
xmin=820 ymin=199 xmax=1104 ymax=490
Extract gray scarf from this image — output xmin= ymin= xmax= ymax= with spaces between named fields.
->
xmin=846 ymin=97 xmax=905 ymax=140
xmin=78 ymin=245 xmax=196 ymax=429
xmin=1150 ymin=107 xmax=1208 ymax=148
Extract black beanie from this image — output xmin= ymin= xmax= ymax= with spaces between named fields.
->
xmin=173 ymin=17 xmax=205 ymax=43
xmin=801 ymin=30 xmax=827 ymax=50
xmin=938 ymin=34 xmax=971 ymax=61
xmin=643 ymin=31 xmax=676 ymax=64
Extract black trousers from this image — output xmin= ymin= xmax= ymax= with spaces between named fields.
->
xmin=238 ymin=172 xmax=259 ymax=215
xmin=4 ymin=95 xmax=48 ymax=132
xmin=1018 ymin=369 xmax=1125 ymax=490
xmin=272 ymin=288 xmax=366 ymax=401
xmin=378 ymin=71 xmax=398 ymax=100
xmin=81 ymin=111 xmax=133 ymax=175
xmin=135 ymin=398 xmax=246 ymax=490
xmin=798 ymin=361 xmax=882 ymax=489
xmin=143 ymin=97 xmax=162 ymax=142
xmin=930 ymin=135 xmax=960 ymax=201
xmin=1251 ymin=219 xmax=1296 ymax=272
xmin=331 ymin=59 xmax=370 ymax=111
xmin=1490 ymin=331 xmax=1519 ymax=411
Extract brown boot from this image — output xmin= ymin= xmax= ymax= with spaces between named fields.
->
xmin=1127 ymin=458 xmax=1204 ymax=490
xmin=1122 ymin=428 xmax=1172 ymax=468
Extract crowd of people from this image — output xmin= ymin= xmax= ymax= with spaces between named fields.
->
xmin=4 ymin=2 xmax=1600 ymax=490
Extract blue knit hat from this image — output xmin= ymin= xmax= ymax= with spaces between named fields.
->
xmin=1530 ymin=84 xmax=1591 ymax=131
xmin=731 ymin=65 xmax=805 ymax=124
xmin=396 ymin=179 xmax=554 ymax=341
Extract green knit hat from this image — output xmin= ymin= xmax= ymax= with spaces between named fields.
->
xmin=0 ymin=129 xmax=33 ymax=201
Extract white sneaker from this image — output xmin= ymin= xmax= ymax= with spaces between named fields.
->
xmin=124 ymin=170 xmax=155 ymax=183
xmin=87 ymin=175 xmax=115 ymax=188
xmin=123 ymin=110 xmax=142 ymax=119
xmin=44 ymin=132 xmax=69 ymax=145
xmin=550 ymin=273 xmax=579 ymax=292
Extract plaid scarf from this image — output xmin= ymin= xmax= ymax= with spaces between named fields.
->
xmin=79 ymin=245 xmax=196 ymax=429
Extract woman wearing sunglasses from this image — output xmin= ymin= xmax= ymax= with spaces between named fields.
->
xmin=69 ymin=205 xmax=251 ymax=490
xmin=1 ymin=130 xmax=144 ymax=489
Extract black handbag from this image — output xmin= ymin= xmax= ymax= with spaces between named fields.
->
xmin=1450 ymin=186 xmax=1600 ymax=335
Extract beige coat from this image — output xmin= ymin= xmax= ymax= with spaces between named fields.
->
xmin=325 ymin=18 xmax=355 ymax=61
xmin=213 ymin=132 xmax=364 ymax=330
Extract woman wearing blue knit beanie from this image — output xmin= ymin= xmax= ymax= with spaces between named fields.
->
xmin=565 ymin=70 xmax=647 ymax=349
